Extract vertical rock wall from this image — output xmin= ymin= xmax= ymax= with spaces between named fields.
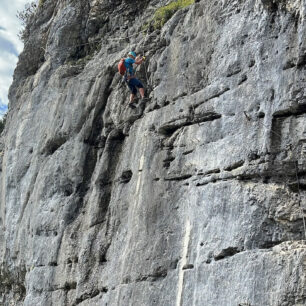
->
xmin=1 ymin=0 xmax=306 ymax=305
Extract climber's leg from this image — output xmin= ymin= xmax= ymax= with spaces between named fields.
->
xmin=129 ymin=93 xmax=135 ymax=103
xmin=128 ymin=80 xmax=138 ymax=105
xmin=132 ymin=78 xmax=145 ymax=99
xmin=139 ymin=87 xmax=145 ymax=99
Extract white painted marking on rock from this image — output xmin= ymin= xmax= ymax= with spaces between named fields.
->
xmin=176 ymin=218 xmax=191 ymax=306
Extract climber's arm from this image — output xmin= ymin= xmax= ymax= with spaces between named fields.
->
xmin=135 ymin=55 xmax=144 ymax=65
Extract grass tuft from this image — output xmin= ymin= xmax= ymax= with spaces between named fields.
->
xmin=39 ymin=0 xmax=46 ymax=7
xmin=152 ymin=0 xmax=195 ymax=30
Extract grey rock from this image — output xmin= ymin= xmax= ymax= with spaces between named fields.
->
xmin=1 ymin=0 xmax=306 ymax=305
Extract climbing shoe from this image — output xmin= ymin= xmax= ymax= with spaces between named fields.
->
xmin=128 ymin=102 xmax=137 ymax=109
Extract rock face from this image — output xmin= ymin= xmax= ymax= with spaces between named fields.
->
xmin=1 ymin=0 xmax=306 ymax=305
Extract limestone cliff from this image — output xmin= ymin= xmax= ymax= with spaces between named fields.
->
xmin=1 ymin=0 xmax=306 ymax=305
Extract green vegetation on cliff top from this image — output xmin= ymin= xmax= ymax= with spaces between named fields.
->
xmin=152 ymin=0 xmax=195 ymax=30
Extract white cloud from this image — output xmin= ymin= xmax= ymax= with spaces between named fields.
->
xmin=0 ymin=0 xmax=33 ymax=118
xmin=1 ymin=0 xmax=35 ymax=44
xmin=0 ymin=52 xmax=18 ymax=106
xmin=0 ymin=53 xmax=18 ymax=75
xmin=0 ymin=0 xmax=30 ymax=52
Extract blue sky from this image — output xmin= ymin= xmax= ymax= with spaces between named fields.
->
xmin=0 ymin=0 xmax=29 ymax=118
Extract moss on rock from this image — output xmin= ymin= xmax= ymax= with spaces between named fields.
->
xmin=152 ymin=0 xmax=195 ymax=30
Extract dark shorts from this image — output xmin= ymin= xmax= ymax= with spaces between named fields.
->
xmin=127 ymin=78 xmax=144 ymax=95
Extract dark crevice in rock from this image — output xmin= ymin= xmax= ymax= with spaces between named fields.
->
xmin=158 ymin=112 xmax=222 ymax=136
xmin=66 ymin=120 xmax=108 ymax=226
xmin=213 ymin=241 xmax=292 ymax=263
xmin=297 ymin=53 xmax=306 ymax=67
xmin=163 ymin=156 xmax=175 ymax=169
xmin=248 ymin=59 xmax=256 ymax=67
xmin=273 ymin=104 xmax=306 ymax=118
xmin=170 ymin=259 xmax=179 ymax=269
xmin=259 ymin=240 xmax=283 ymax=249
xmin=197 ymin=168 xmax=221 ymax=176
xmin=119 ymin=170 xmax=133 ymax=183
xmin=99 ymin=253 xmax=107 ymax=265
xmin=238 ymin=74 xmax=248 ymax=85
xmin=99 ymin=180 xmax=113 ymax=187
xmin=160 ymin=131 xmax=182 ymax=171
xmin=270 ymin=117 xmax=283 ymax=153
xmin=85 ymin=74 xmax=114 ymax=147
xmin=283 ymin=59 xmax=296 ymax=70
xmin=261 ymin=0 xmax=289 ymax=12
xmin=164 ymin=174 xmax=192 ymax=181
xmin=35 ymin=227 xmax=58 ymax=237
xmin=226 ymin=64 xmax=241 ymax=77
xmin=65 ymin=71 xmax=115 ymax=227
xmin=65 ymin=153 xmax=95 ymax=226
xmin=205 ymin=168 xmax=221 ymax=175
xmin=195 ymin=112 xmax=222 ymax=125
xmin=173 ymin=91 xmax=188 ymax=102
xmin=288 ymin=175 xmax=306 ymax=192
xmin=63 ymin=183 xmax=74 ymax=197
xmin=224 ymin=160 xmax=245 ymax=171
xmin=214 ymin=247 xmax=241 ymax=261
xmin=36 ymin=262 xmax=60 ymax=268
xmin=158 ymin=124 xmax=182 ymax=137
xmin=64 ymin=281 xmax=77 ymax=291
xmin=135 ymin=269 xmax=168 ymax=283
xmin=43 ymin=136 xmax=68 ymax=156
xmin=196 ymin=180 xmax=217 ymax=187
xmin=101 ymin=287 xmax=108 ymax=293
xmin=183 ymin=149 xmax=194 ymax=155
xmin=182 ymin=264 xmax=194 ymax=270
xmin=195 ymin=161 xmax=302 ymax=186
xmin=74 ymin=288 xmax=101 ymax=305
xmin=88 ymin=195 xmax=110 ymax=228
xmin=92 ymin=130 xmax=126 ymax=227
xmin=66 ymin=256 xmax=79 ymax=267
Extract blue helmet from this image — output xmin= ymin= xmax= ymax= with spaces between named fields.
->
xmin=128 ymin=51 xmax=136 ymax=58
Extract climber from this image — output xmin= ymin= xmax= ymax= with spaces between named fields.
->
xmin=124 ymin=51 xmax=146 ymax=107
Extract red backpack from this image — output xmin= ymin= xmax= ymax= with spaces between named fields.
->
xmin=118 ymin=58 xmax=126 ymax=75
